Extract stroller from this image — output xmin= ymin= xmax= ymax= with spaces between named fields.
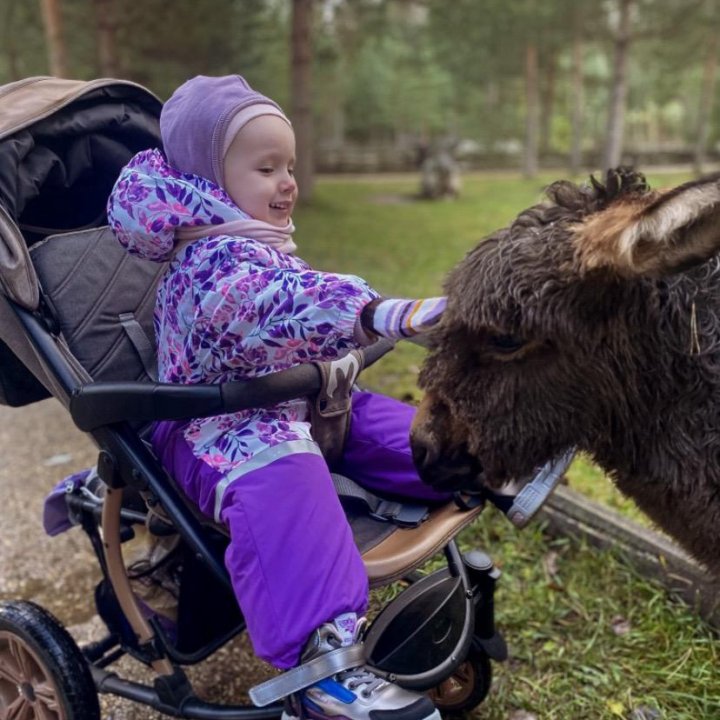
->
xmin=0 ymin=77 xmax=515 ymax=720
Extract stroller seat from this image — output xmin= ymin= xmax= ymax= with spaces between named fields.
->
xmin=30 ymin=224 xmax=486 ymax=587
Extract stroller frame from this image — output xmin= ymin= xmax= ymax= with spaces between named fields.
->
xmin=11 ymin=300 xmax=506 ymax=719
xmin=0 ymin=77 xmax=506 ymax=720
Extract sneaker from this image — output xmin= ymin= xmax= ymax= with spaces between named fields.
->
xmin=281 ymin=614 xmax=440 ymax=720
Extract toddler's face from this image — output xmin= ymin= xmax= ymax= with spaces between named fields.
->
xmin=223 ymin=115 xmax=298 ymax=227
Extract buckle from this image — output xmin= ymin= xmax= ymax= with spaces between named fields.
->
xmin=453 ymin=491 xmax=485 ymax=511
xmin=370 ymin=500 xmax=429 ymax=528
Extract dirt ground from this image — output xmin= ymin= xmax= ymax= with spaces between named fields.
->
xmin=0 ymin=398 xmax=276 ymax=718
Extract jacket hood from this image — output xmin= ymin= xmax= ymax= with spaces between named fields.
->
xmin=107 ymin=148 xmax=250 ymax=261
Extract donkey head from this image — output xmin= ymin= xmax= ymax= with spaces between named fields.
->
xmin=411 ymin=169 xmax=720 ymax=494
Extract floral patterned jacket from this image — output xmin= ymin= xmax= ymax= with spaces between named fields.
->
xmin=107 ymin=149 xmax=377 ymax=479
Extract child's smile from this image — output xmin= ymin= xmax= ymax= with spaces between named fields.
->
xmin=269 ymin=200 xmax=292 ymax=218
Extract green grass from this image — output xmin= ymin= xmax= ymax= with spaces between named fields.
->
xmin=566 ymin=453 xmax=651 ymax=527
xmin=296 ymin=171 xmax=720 ymax=719
xmin=455 ymin=514 xmax=720 ymax=719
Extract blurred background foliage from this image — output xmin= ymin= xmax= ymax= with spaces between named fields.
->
xmin=6 ymin=0 xmax=720 ymax=177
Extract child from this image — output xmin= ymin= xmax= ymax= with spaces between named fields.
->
xmin=107 ymin=74 xmax=447 ymax=720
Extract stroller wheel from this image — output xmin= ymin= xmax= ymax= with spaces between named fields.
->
xmin=426 ymin=648 xmax=492 ymax=715
xmin=0 ymin=600 xmax=100 ymax=719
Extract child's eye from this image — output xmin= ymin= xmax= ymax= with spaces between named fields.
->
xmin=259 ymin=167 xmax=274 ymax=175
xmin=288 ymin=167 xmax=295 ymax=176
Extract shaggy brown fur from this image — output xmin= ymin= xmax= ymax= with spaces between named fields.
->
xmin=411 ymin=168 xmax=720 ymax=575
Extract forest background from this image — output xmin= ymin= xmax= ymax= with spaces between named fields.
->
xmin=6 ymin=0 xmax=720 ymax=200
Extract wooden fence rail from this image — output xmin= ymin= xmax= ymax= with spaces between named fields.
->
xmin=539 ymin=486 xmax=720 ymax=629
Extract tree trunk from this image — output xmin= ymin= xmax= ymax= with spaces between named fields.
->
xmin=291 ymin=0 xmax=315 ymax=202
xmin=39 ymin=0 xmax=68 ymax=77
xmin=602 ymin=0 xmax=634 ymax=171
xmin=3 ymin=1 xmax=21 ymax=80
xmin=540 ymin=51 xmax=557 ymax=158
xmin=693 ymin=28 xmax=720 ymax=176
xmin=523 ymin=41 xmax=540 ymax=179
xmin=569 ymin=11 xmax=585 ymax=175
xmin=94 ymin=0 xmax=119 ymax=76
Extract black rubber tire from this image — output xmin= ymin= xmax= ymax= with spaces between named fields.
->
xmin=427 ymin=649 xmax=492 ymax=715
xmin=0 ymin=600 xmax=100 ymax=719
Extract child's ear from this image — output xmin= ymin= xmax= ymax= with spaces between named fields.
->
xmin=574 ymin=173 xmax=720 ymax=277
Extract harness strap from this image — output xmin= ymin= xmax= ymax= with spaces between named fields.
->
xmin=249 ymin=644 xmax=366 ymax=707
xmin=118 ymin=311 xmax=157 ymax=381
xmin=331 ymin=473 xmax=429 ymax=528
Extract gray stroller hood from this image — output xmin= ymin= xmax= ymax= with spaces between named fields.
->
xmin=0 ymin=77 xmax=162 ymax=407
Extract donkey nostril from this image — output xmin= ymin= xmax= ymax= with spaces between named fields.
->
xmin=411 ymin=435 xmax=439 ymax=471
xmin=411 ymin=440 xmax=428 ymax=470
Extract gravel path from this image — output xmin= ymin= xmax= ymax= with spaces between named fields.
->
xmin=0 ymin=398 xmax=275 ymax=718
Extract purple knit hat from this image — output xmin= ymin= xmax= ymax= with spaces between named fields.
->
xmin=160 ymin=75 xmax=286 ymax=186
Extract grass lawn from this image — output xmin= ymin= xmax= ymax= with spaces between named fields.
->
xmin=295 ymin=170 xmax=719 ymax=719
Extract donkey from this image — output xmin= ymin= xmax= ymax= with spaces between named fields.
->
xmin=410 ymin=168 xmax=720 ymax=575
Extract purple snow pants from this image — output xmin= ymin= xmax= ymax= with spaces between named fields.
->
xmin=151 ymin=390 xmax=449 ymax=669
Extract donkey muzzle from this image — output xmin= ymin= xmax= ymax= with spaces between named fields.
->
xmin=410 ymin=398 xmax=483 ymax=492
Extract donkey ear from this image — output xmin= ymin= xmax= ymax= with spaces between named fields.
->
xmin=574 ymin=173 xmax=720 ymax=277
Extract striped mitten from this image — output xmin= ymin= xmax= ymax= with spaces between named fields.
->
xmin=361 ymin=297 xmax=446 ymax=340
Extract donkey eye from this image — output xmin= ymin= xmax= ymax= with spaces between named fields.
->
xmin=486 ymin=333 xmax=526 ymax=354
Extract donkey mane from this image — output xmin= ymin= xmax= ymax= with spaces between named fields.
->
xmin=508 ymin=167 xmax=653 ymax=235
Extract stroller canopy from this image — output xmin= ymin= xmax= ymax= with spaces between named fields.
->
xmin=0 ymin=77 xmax=162 ymax=406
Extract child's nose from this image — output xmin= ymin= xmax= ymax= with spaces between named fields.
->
xmin=280 ymin=174 xmax=297 ymax=193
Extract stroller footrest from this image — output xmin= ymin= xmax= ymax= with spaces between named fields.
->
xmin=249 ymin=644 xmax=365 ymax=706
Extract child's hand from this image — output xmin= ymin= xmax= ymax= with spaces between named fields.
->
xmin=361 ymin=297 xmax=446 ymax=341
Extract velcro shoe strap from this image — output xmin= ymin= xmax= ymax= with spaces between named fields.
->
xmin=249 ymin=644 xmax=366 ymax=707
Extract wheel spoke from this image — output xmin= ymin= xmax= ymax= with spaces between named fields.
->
xmin=428 ymin=660 xmax=476 ymax=705
xmin=452 ymin=664 xmax=473 ymax=686
xmin=432 ymin=677 xmax=458 ymax=700
xmin=35 ymin=681 xmax=62 ymax=714
xmin=7 ymin=639 xmax=35 ymax=683
xmin=0 ymin=659 xmax=23 ymax=686
xmin=0 ymin=634 xmax=63 ymax=720
xmin=435 ymin=684 xmax=446 ymax=700
xmin=5 ymin=694 xmax=30 ymax=720
xmin=34 ymin=697 xmax=57 ymax=720
xmin=0 ymin=647 xmax=24 ymax=686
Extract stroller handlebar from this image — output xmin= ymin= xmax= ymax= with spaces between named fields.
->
xmin=69 ymin=339 xmax=395 ymax=432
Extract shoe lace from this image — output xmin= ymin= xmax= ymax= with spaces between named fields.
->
xmin=319 ymin=620 xmax=386 ymax=698
xmin=338 ymin=668 xmax=387 ymax=698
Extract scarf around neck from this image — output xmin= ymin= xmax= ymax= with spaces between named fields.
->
xmin=107 ymin=148 xmax=296 ymax=262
